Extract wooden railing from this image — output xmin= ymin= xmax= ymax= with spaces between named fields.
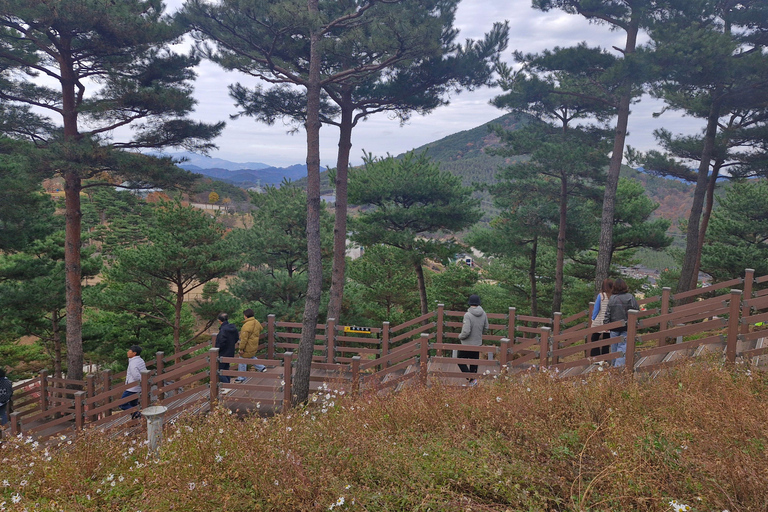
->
xmin=9 ymin=268 xmax=768 ymax=440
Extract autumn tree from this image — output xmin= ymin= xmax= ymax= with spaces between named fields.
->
xmin=0 ymin=0 xmax=223 ymax=380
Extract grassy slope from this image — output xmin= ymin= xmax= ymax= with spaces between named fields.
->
xmin=4 ymin=359 xmax=767 ymax=511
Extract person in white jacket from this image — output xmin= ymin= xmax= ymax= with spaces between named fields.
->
xmin=121 ymin=345 xmax=146 ymax=418
xmin=457 ymin=294 xmax=489 ymax=383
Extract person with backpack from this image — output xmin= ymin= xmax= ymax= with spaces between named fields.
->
xmin=0 ymin=369 xmax=13 ymax=426
xmin=604 ymin=278 xmax=639 ymax=367
xmin=590 ymin=278 xmax=614 ymax=358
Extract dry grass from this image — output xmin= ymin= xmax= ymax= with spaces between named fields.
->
xmin=2 ymin=359 xmax=768 ymax=511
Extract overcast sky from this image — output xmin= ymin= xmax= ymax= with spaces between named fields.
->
xmin=164 ymin=0 xmax=703 ymax=167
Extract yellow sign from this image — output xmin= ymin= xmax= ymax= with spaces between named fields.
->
xmin=344 ymin=326 xmax=371 ymax=334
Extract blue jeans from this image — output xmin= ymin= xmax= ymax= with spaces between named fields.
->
xmin=119 ymin=390 xmax=139 ymax=411
xmin=609 ymin=330 xmax=627 ymax=367
xmin=238 ymin=356 xmax=266 ymax=375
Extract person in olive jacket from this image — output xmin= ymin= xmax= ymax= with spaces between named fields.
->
xmin=235 ymin=309 xmax=266 ymax=382
xmin=216 ymin=312 xmax=239 ymax=383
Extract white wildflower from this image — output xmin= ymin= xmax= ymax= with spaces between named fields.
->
xmin=188 ymin=482 xmax=196 ymax=491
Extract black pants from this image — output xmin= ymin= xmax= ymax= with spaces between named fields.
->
xmin=457 ymin=350 xmax=479 ymax=374
xmin=590 ymin=331 xmax=611 ymax=357
xmin=219 ymin=362 xmax=231 ymax=383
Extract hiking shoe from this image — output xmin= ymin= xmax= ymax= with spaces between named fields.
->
xmin=468 ymin=379 xmax=478 ymax=387
xmin=234 ymin=377 xmax=246 ymax=383
xmin=259 ymin=367 xmax=268 ymax=372
xmin=131 ymin=411 xmax=142 ymax=420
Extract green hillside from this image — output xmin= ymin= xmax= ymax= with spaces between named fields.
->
xmin=294 ymin=112 xmax=695 ymax=229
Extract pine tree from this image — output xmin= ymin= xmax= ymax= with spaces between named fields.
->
xmin=0 ymin=0 xmax=224 ymax=380
xmin=348 ymin=151 xmax=481 ymax=315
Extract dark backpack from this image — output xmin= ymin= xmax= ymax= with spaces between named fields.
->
xmin=0 ymin=377 xmax=11 ymax=405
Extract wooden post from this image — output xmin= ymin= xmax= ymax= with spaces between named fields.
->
xmin=419 ymin=333 xmax=429 ymax=385
xmin=86 ymin=374 xmax=96 ymax=422
xmin=209 ymin=348 xmax=219 ymax=406
xmin=10 ymin=411 xmax=20 ymax=436
xmin=552 ymin=312 xmax=562 ymax=364
xmin=625 ymin=310 xmax=639 ymax=374
xmin=726 ymin=289 xmax=743 ymax=364
xmin=39 ymin=370 xmax=48 ymax=413
xmin=283 ymin=351 xmax=293 ymax=409
xmin=351 ymin=356 xmax=361 ymax=393
xmin=267 ymin=314 xmax=276 ymax=361
xmin=507 ymin=307 xmax=516 ymax=341
xmin=436 ymin=304 xmax=445 ymax=355
xmin=741 ymin=269 xmax=754 ymax=335
xmin=155 ymin=352 xmax=165 ymax=401
xmin=586 ymin=302 xmax=595 ymax=359
xmin=539 ymin=327 xmax=551 ymax=368
xmin=381 ymin=322 xmax=390 ymax=370
xmin=500 ymin=338 xmax=510 ymax=368
xmin=326 ymin=317 xmax=336 ymax=364
xmin=74 ymin=391 xmax=86 ymax=432
xmin=140 ymin=370 xmax=151 ymax=410
xmin=660 ymin=287 xmax=671 ymax=346
xmin=101 ymin=369 xmax=112 ymax=417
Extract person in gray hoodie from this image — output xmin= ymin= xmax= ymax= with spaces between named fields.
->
xmin=457 ymin=294 xmax=489 ymax=381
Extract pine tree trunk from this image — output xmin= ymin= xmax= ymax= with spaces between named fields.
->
xmin=52 ymin=310 xmax=63 ymax=380
xmin=678 ymin=96 xmax=722 ymax=293
xmin=61 ymin=46 xmax=84 ymax=382
xmin=327 ymin=93 xmax=354 ymax=323
xmin=553 ymin=174 xmax=567 ymax=313
xmin=294 ymin=1 xmax=323 ymax=405
xmin=529 ymin=236 xmax=538 ymax=318
xmin=691 ymin=159 xmax=722 ymax=282
xmin=415 ymin=260 xmax=429 ymax=316
xmin=174 ymin=283 xmax=184 ymax=354
xmin=594 ymin=20 xmax=639 ymax=292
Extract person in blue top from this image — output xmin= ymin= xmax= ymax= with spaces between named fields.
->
xmin=590 ymin=278 xmax=613 ymax=358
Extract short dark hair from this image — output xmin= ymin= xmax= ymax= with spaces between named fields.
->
xmin=468 ymin=294 xmax=481 ymax=306
xmin=0 ymin=368 xmax=6 ymax=379
xmin=217 ymin=312 xmax=228 ymax=322
xmin=243 ymin=308 xmax=254 ymax=318
xmin=612 ymin=278 xmax=629 ymax=295
xmin=129 ymin=345 xmax=142 ymax=356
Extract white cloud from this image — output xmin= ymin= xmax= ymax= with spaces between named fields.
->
xmin=106 ymin=0 xmax=707 ymax=166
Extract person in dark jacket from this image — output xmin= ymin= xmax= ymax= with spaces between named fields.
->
xmin=0 ymin=368 xmax=12 ymax=426
xmin=215 ymin=312 xmax=239 ymax=383
xmin=604 ymin=279 xmax=639 ymax=367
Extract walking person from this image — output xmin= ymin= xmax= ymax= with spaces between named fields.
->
xmin=457 ymin=294 xmax=489 ymax=385
xmin=121 ymin=345 xmax=146 ymax=419
xmin=235 ymin=309 xmax=266 ymax=382
xmin=589 ymin=278 xmax=614 ymax=358
xmin=216 ymin=312 xmax=239 ymax=383
xmin=0 ymin=369 xmax=12 ymax=427
xmin=605 ymin=279 xmax=639 ymax=367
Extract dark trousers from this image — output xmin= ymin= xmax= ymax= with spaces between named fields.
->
xmin=119 ymin=390 xmax=139 ymax=411
xmin=219 ymin=362 xmax=231 ymax=383
xmin=590 ymin=331 xmax=611 ymax=357
xmin=457 ymin=350 xmax=479 ymax=374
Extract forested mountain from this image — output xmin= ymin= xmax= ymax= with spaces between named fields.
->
xmin=304 ymin=112 xmax=697 ymax=229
